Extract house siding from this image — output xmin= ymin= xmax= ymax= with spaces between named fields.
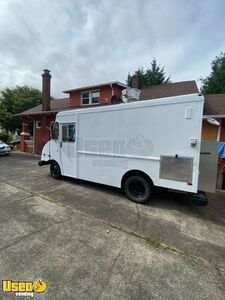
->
xmin=22 ymin=114 xmax=56 ymax=155
xmin=69 ymin=85 xmax=124 ymax=107
xmin=35 ymin=114 xmax=56 ymax=154
xmin=201 ymin=120 xmax=219 ymax=141
xmin=220 ymin=119 xmax=225 ymax=141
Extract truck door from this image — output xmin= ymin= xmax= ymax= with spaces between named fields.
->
xmin=198 ymin=141 xmax=218 ymax=193
xmin=60 ymin=123 xmax=76 ymax=177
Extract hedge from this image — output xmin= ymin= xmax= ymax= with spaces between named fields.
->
xmin=0 ymin=132 xmax=11 ymax=144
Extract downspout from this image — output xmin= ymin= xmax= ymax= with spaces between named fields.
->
xmin=217 ymin=119 xmax=222 ymax=141
xmin=110 ymin=83 xmax=114 ymax=97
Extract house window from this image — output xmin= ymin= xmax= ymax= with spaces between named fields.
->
xmin=62 ymin=124 xmax=76 ymax=142
xmin=36 ymin=121 xmax=41 ymax=128
xmin=91 ymin=91 xmax=100 ymax=104
xmin=81 ymin=91 xmax=100 ymax=105
xmin=81 ymin=92 xmax=90 ymax=105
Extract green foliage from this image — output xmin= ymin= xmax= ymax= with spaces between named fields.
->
xmin=201 ymin=52 xmax=225 ymax=94
xmin=127 ymin=73 xmax=132 ymax=87
xmin=0 ymin=132 xmax=11 ymax=143
xmin=0 ymin=86 xmax=42 ymax=132
xmin=126 ymin=58 xmax=171 ymax=88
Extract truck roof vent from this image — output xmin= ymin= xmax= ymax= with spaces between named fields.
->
xmin=122 ymin=88 xmax=141 ymax=103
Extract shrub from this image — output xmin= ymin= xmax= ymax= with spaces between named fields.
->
xmin=0 ymin=132 xmax=11 ymax=144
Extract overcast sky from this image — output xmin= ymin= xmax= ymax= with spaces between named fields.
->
xmin=0 ymin=0 xmax=225 ymax=98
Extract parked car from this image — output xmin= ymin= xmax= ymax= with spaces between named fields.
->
xmin=0 ymin=139 xmax=11 ymax=155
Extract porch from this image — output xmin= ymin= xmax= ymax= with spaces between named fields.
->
xmin=20 ymin=114 xmax=55 ymax=155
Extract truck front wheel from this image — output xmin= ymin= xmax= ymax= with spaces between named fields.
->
xmin=124 ymin=175 xmax=152 ymax=204
xmin=50 ymin=161 xmax=61 ymax=179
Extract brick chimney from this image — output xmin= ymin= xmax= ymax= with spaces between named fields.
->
xmin=42 ymin=69 xmax=51 ymax=111
xmin=131 ymin=71 xmax=139 ymax=89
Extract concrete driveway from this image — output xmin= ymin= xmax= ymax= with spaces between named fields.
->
xmin=0 ymin=152 xmax=225 ymax=299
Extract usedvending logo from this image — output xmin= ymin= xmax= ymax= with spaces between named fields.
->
xmin=2 ymin=280 xmax=47 ymax=298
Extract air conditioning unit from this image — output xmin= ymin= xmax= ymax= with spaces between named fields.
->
xmin=122 ymin=88 xmax=141 ymax=102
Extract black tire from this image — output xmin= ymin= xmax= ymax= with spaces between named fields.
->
xmin=124 ymin=175 xmax=152 ymax=204
xmin=50 ymin=161 xmax=61 ymax=179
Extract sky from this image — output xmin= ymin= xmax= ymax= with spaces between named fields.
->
xmin=0 ymin=0 xmax=225 ymax=98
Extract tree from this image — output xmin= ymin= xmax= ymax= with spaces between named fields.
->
xmin=0 ymin=86 xmax=42 ymax=132
xmin=201 ymin=52 xmax=225 ymax=94
xmin=127 ymin=58 xmax=171 ymax=88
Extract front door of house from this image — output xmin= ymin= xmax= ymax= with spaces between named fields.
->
xmin=60 ymin=123 xmax=76 ymax=177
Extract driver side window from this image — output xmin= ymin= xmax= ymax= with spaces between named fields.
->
xmin=62 ymin=124 xmax=76 ymax=142
xmin=52 ymin=122 xmax=59 ymax=140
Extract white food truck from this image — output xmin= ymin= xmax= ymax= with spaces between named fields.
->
xmin=39 ymin=93 xmax=218 ymax=205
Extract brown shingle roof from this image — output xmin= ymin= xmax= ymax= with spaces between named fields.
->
xmin=20 ymin=81 xmax=225 ymax=118
xmin=15 ymin=98 xmax=112 ymax=116
xmin=63 ymin=81 xmax=127 ymax=93
xmin=203 ymin=94 xmax=225 ymax=116
xmin=15 ymin=98 xmax=70 ymax=116
xmin=139 ymin=80 xmax=199 ymax=100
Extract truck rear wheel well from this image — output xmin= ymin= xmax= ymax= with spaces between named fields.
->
xmin=121 ymin=170 xmax=154 ymax=190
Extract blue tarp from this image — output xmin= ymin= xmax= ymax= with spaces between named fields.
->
xmin=218 ymin=142 xmax=225 ymax=158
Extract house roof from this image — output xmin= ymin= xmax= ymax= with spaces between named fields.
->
xmin=203 ymin=94 xmax=225 ymax=118
xmin=139 ymin=83 xmax=225 ymax=118
xmin=139 ymin=80 xmax=199 ymax=100
xmin=15 ymin=98 xmax=112 ymax=116
xmin=15 ymin=98 xmax=70 ymax=116
xmin=63 ymin=81 xmax=127 ymax=93
xmin=15 ymin=80 xmax=199 ymax=117
xmin=17 ymin=81 xmax=225 ymax=118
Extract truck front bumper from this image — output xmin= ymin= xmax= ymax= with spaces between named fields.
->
xmin=38 ymin=160 xmax=50 ymax=166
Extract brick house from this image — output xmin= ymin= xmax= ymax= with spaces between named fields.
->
xmin=16 ymin=70 xmax=127 ymax=155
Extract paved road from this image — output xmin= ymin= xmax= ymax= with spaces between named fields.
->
xmin=0 ymin=152 xmax=225 ymax=299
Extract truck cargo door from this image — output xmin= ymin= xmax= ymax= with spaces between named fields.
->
xmin=198 ymin=141 xmax=218 ymax=193
xmin=60 ymin=123 xmax=76 ymax=177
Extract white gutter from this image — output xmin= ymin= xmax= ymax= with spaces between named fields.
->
xmin=203 ymin=115 xmax=225 ymax=118
xmin=217 ymin=120 xmax=222 ymax=141
xmin=110 ymin=83 xmax=114 ymax=96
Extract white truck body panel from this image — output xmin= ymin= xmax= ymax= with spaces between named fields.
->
xmin=41 ymin=93 xmax=206 ymax=193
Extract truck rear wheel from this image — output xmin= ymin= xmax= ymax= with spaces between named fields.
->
xmin=123 ymin=175 xmax=152 ymax=204
xmin=50 ymin=161 xmax=61 ymax=179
